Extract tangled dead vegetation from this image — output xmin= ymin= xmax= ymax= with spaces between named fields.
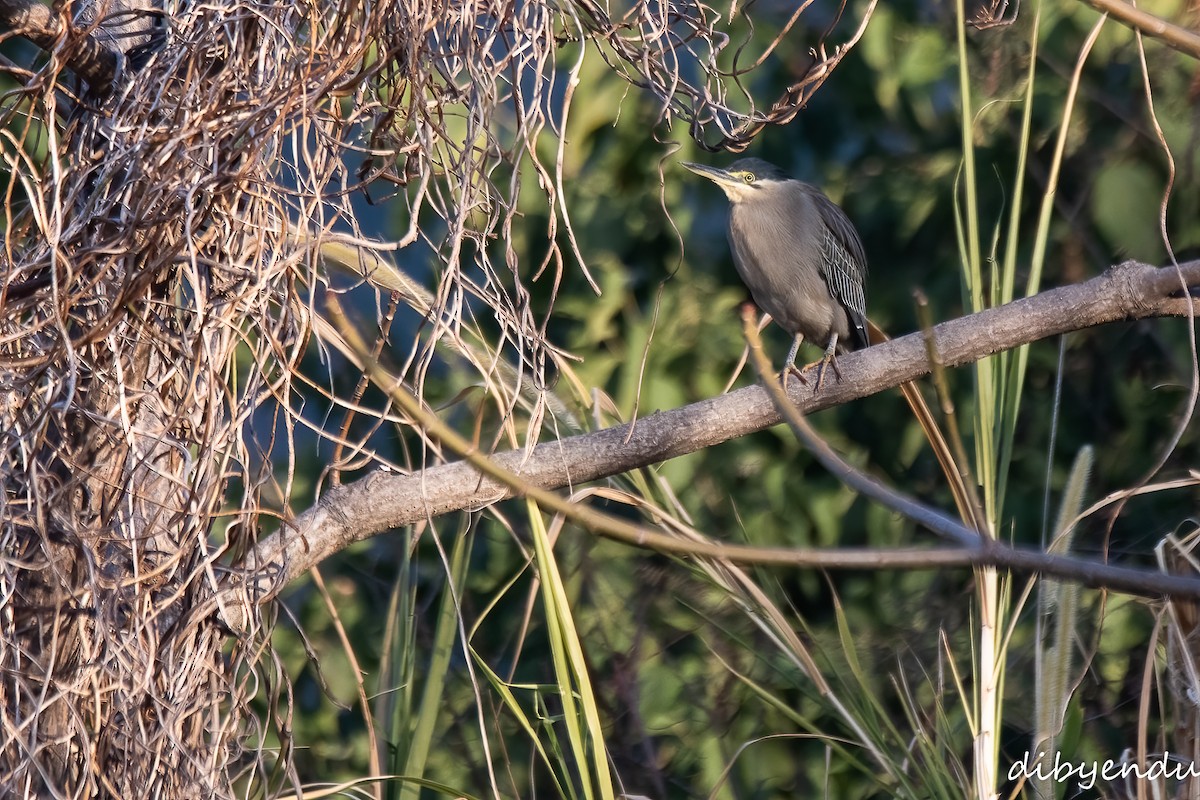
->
xmin=0 ymin=0 xmax=872 ymax=793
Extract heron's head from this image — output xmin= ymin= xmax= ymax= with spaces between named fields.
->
xmin=681 ymin=158 xmax=790 ymax=204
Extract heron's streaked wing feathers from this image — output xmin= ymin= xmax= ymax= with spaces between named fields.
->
xmin=811 ymin=191 xmax=869 ymax=351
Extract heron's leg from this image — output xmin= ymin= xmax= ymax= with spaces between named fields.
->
xmin=807 ymin=333 xmax=840 ymax=392
xmin=782 ymin=333 xmax=806 ymax=389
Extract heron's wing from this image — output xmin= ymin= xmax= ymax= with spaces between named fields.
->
xmin=812 ymin=192 xmax=870 ymax=351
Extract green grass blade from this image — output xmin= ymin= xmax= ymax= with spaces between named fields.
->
xmin=527 ymin=499 xmax=615 ymax=800
xmin=398 ymin=528 xmax=473 ymax=800
xmin=469 ymin=654 xmax=574 ymax=799
xmin=1033 ymin=447 xmax=1091 ymax=799
xmin=997 ymin=10 xmax=1106 ymax=518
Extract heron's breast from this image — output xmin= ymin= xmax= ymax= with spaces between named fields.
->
xmin=727 ymin=203 xmax=842 ymax=341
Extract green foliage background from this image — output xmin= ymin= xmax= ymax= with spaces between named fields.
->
xmin=268 ymin=0 xmax=1200 ymax=796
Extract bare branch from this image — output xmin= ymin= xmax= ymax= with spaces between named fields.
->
xmin=240 ymin=259 xmax=1200 ymax=603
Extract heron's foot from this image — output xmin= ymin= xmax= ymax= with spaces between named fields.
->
xmin=802 ymin=353 xmax=842 ymax=392
xmin=782 ymin=363 xmax=809 ymax=391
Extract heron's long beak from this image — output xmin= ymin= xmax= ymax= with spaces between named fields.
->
xmin=681 ymin=161 xmax=751 ymax=203
xmin=681 ymin=161 xmax=736 ymax=186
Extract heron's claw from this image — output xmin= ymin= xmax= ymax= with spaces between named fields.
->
xmin=782 ymin=364 xmax=809 ymax=391
xmin=801 ymin=354 xmax=841 ymax=392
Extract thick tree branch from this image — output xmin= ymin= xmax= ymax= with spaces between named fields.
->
xmin=0 ymin=0 xmax=120 ymax=89
xmin=240 ymin=260 xmax=1200 ymax=603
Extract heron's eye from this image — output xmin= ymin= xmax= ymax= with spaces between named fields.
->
xmin=743 ymin=173 xmax=755 ymax=184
